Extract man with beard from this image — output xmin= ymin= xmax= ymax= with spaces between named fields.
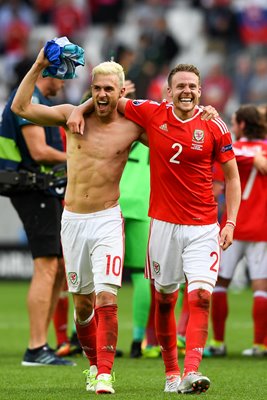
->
xmin=67 ymin=63 xmax=241 ymax=394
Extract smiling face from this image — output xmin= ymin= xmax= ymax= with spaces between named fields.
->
xmin=167 ymin=70 xmax=201 ymax=120
xmin=91 ymin=73 xmax=125 ymax=119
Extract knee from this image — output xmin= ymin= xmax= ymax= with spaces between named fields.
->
xmin=155 ymin=290 xmax=178 ymax=312
xmin=188 ymin=289 xmax=211 ymax=310
xmin=96 ymin=291 xmax=117 ymax=307
xmin=73 ymin=295 xmax=94 ymax=321
xmin=95 ymin=284 xmax=118 ymax=307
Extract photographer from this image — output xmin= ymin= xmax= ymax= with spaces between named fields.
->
xmin=0 ymin=71 xmax=74 ymax=366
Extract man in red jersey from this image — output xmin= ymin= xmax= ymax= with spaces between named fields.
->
xmin=205 ymin=104 xmax=267 ymax=358
xmin=120 ymin=64 xmax=240 ymax=395
xmin=12 ymin=48 xmax=220 ymax=394
xmin=67 ymin=63 xmax=241 ymax=394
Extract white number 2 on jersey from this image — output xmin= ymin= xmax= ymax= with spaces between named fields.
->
xmin=242 ymin=167 xmax=257 ymax=200
xmin=169 ymin=143 xmax=183 ymax=164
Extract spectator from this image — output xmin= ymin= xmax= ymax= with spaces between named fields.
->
xmin=233 ymin=1 xmax=267 ymax=56
xmin=247 ymin=56 xmax=267 ymax=105
xmin=52 ymin=0 xmax=87 ymax=43
xmin=148 ymin=16 xmax=181 ymax=70
xmin=202 ymin=0 xmax=241 ymax=55
xmin=201 ymin=58 xmax=233 ymax=117
xmin=0 ymin=0 xmax=35 ymax=54
xmin=232 ymin=52 xmax=253 ymax=104
xmin=90 ymin=0 xmax=125 ymax=24
xmin=33 ymin=0 xmax=55 ymax=24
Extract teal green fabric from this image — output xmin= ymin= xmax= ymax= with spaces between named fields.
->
xmin=43 ymin=36 xmax=85 ymax=79
xmin=131 ymin=273 xmax=151 ymax=340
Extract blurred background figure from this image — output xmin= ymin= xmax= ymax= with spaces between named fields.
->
xmin=205 ymin=104 xmax=267 ymax=357
xmin=201 ymin=56 xmax=233 ymax=119
xmin=247 ymin=56 xmax=267 ymax=105
xmin=232 ymin=52 xmax=253 ymax=104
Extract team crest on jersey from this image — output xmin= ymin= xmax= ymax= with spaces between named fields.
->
xmin=68 ymin=272 xmax=78 ymax=286
xmin=132 ymin=100 xmax=147 ymax=106
xmin=192 ymin=129 xmax=204 ymax=143
xmin=153 ymin=261 xmax=160 ymax=274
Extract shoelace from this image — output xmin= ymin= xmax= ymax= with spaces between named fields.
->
xmin=83 ymin=369 xmax=97 ymax=381
xmin=182 ymin=371 xmax=200 ymax=380
xmin=83 ymin=370 xmax=97 ymax=392
xmin=166 ymin=375 xmax=180 ymax=390
xmin=97 ymin=372 xmax=116 ymax=386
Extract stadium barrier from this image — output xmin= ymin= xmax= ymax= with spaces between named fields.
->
xmin=0 ymin=245 xmax=33 ymax=279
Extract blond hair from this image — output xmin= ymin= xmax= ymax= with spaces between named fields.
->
xmin=92 ymin=61 xmax=125 ymax=88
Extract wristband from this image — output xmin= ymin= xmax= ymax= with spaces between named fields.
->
xmin=226 ymin=220 xmax=236 ymax=228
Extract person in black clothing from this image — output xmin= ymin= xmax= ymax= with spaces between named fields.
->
xmin=0 ymin=71 xmax=75 ymax=366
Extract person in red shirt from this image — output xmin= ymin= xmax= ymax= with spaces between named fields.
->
xmin=120 ymin=66 xmax=240 ymax=395
xmin=205 ymin=104 xmax=267 ymax=357
xmin=67 ymin=63 xmax=241 ymax=394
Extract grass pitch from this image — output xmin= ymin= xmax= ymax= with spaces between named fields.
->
xmin=0 ymin=281 xmax=266 ymax=399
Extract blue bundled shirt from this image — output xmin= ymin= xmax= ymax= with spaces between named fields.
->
xmin=43 ymin=36 xmax=85 ymax=79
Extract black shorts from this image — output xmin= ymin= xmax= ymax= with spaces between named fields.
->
xmin=10 ymin=191 xmax=63 ymax=259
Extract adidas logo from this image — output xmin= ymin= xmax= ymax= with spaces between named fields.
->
xmin=192 ymin=347 xmax=204 ymax=354
xmin=159 ymin=123 xmax=168 ymax=131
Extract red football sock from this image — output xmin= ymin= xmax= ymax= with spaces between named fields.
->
xmin=146 ymin=282 xmax=158 ymax=346
xmin=75 ymin=313 xmax=97 ymax=366
xmin=211 ymin=287 xmax=228 ymax=342
xmin=95 ymin=304 xmax=118 ymax=375
xmin=253 ymin=291 xmax=267 ymax=345
xmin=155 ymin=290 xmax=180 ymax=375
xmin=53 ymin=295 xmax=69 ymax=346
xmin=177 ymin=284 xmax=189 ymax=337
xmin=184 ymin=289 xmax=211 ymax=375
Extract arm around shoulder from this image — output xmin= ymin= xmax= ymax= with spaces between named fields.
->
xmin=117 ymin=97 xmax=130 ymax=115
xmin=66 ymin=97 xmax=94 ymax=135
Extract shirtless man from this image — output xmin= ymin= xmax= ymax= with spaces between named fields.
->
xmin=12 ymin=49 xmax=218 ymax=394
xmin=11 ymin=48 xmax=146 ymax=395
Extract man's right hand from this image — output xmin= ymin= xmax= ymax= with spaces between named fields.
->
xmin=35 ymin=48 xmax=51 ymax=69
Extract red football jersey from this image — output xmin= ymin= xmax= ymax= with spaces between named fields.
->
xmin=125 ymin=100 xmax=234 ymax=225
xmin=221 ymin=138 xmax=267 ymax=241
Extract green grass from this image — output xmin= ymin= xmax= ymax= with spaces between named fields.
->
xmin=0 ymin=281 xmax=266 ymax=399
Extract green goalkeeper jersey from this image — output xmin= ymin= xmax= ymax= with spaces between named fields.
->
xmin=119 ymin=142 xmax=150 ymax=222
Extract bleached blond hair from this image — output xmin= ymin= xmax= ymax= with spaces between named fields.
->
xmin=92 ymin=61 xmax=125 ymax=88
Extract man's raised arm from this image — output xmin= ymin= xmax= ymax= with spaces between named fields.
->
xmin=11 ymin=49 xmax=72 ymax=127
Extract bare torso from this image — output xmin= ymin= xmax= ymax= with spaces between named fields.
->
xmin=64 ymin=112 xmax=144 ymax=213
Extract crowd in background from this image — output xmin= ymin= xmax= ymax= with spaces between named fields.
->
xmin=1 ymin=0 xmax=267 ymax=127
